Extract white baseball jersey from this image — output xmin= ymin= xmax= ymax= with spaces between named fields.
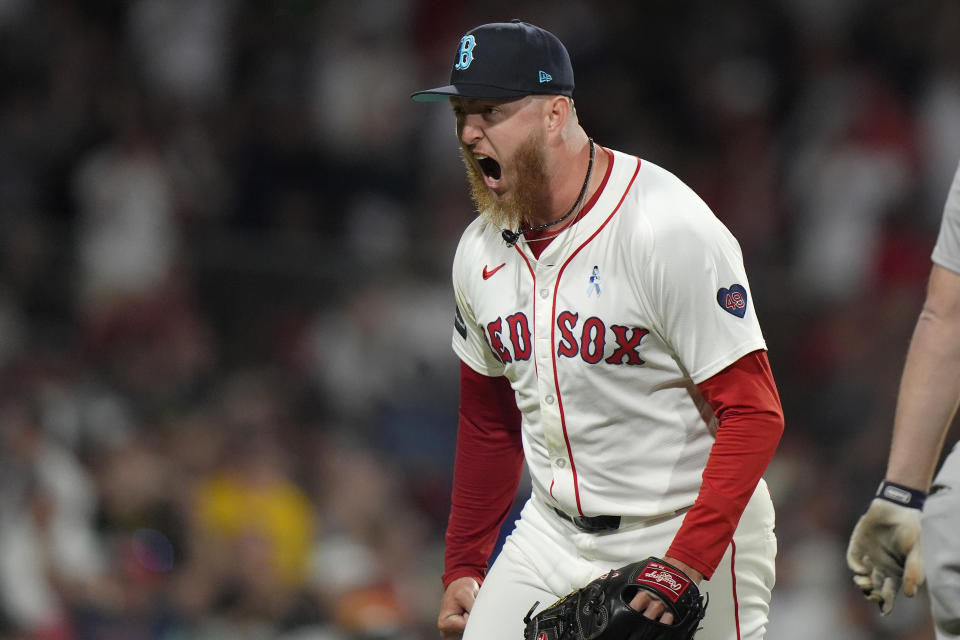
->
xmin=451 ymin=148 xmax=767 ymax=519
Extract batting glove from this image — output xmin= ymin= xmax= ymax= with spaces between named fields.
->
xmin=846 ymin=484 xmax=925 ymax=616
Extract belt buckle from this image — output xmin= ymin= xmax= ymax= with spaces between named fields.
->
xmin=572 ymin=514 xmax=621 ymax=533
xmin=554 ymin=507 xmax=621 ymax=532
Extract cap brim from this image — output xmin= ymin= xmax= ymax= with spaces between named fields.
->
xmin=410 ymin=83 xmax=532 ymax=102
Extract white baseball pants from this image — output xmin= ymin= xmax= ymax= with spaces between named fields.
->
xmin=462 ymin=479 xmax=777 ymax=640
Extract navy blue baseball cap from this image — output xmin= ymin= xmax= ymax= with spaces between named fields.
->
xmin=411 ymin=20 xmax=574 ymax=102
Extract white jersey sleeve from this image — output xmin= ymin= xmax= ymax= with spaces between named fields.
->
xmin=634 ymin=162 xmax=767 ymax=383
xmin=451 ymin=216 xmax=510 ymax=377
xmin=932 ymin=161 xmax=960 ymax=274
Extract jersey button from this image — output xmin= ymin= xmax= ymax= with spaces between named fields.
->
xmin=555 ymin=458 xmax=567 ymax=468
xmin=540 ymin=289 xmax=550 ymax=299
xmin=545 ymin=395 xmax=555 ymax=405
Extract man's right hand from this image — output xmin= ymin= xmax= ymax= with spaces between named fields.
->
xmin=437 ymin=577 xmax=480 ymax=638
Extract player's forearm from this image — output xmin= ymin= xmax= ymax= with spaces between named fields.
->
xmin=444 ymin=413 xmax=523 ymax=585
xmin=665 ymin=410 xmax=781 ymax=578
xmin=443 ymin=363 xmax=524 ymax=587
xmin=667 ymin=350 xmax=784 ymax=578
xmin=886 ymin=267 xmax=960 ymax=490
xmin=444 ymin=448 xmax=523 ymax=585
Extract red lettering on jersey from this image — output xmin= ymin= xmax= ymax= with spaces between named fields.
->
xmin=485 ymin=318 xmax=513 ymax=363
xmin=725 ymin=292 xmax=745 ymax=311
xmin=580 ymin=317 xmax=606 ymax=364
xmin=506 ymin=312 xmax=532 ymax=360
xmin=483 ymin=310 xmax=648 ymax=367
xmin=556 ymin=311 xmax=580 ymax=358
xmin=605 ymin=326 xmax=648 ymax=365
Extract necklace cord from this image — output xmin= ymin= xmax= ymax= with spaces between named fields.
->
xmin=502 ymin=138 xmax=596 ymax=247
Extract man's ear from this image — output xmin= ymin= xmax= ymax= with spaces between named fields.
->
xmin=543 ymin=95 xmax=570 ymax=135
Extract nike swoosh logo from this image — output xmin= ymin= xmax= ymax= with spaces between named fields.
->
xmin=482 ymin=263 xmax=506 ymax=280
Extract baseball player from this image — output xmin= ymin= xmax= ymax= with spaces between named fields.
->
xmin=847 ymin=159 xmax=960 ymax=638
xmin=412 ymin=21 xmax=785 ymax=640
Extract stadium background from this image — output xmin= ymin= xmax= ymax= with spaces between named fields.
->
xmin=0 ymin=0 xmax=957 ymax=638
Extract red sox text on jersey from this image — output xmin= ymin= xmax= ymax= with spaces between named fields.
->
xmin=481 ymin=311 xmax=649 ymax=366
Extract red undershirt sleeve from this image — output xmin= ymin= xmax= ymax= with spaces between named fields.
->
xmin=665 ymin=349 xmax=784 ymax=579
xmin=442 ymin=361 xmax=525 ymax=588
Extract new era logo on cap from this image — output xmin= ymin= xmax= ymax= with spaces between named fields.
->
xmin=411 ymin=20 xmax=575 ymax=102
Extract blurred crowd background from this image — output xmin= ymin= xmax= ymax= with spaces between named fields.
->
xmin=0 ymin=0 xmax=957 ymax=638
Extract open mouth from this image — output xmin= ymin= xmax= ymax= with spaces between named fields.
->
xmin=476 ymin=155 xmax=502 ymax=181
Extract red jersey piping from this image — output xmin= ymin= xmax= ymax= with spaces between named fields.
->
xmin=731 ymin=540 xmax=742 ymax=639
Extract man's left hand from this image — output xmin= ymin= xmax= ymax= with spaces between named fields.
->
xmin=628 ymin=556 xmax=703 ymax=624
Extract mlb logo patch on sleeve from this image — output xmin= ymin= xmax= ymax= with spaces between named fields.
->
xmin=717 ymin=284 xmax=748 ymax=318
xmin=454 ymin=305 xmax=468 ymax=339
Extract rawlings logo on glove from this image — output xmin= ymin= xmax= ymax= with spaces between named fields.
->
xmin=637 ymin=563 xmax=689 ymax=601
xmin=523 ymin=557 xmax=707 ymax=640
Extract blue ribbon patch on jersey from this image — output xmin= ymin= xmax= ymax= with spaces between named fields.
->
xmin=717 ymin=284 xmax=748 ymax=318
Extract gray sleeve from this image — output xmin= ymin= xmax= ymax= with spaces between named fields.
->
xmin=932 ymin=161 xmax=960 ymax=275
xmin=921 ymin=444 xmax=960 ymax=634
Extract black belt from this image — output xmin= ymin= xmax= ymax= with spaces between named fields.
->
xmin=553 ymin=507 xmax=621 ymax=533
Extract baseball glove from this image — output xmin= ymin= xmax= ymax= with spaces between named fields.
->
xmin=523 ymin=557 xmax=707 ymax=640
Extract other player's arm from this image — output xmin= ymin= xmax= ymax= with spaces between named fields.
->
xmin=846 ymin=262 xmax=960 ymax=614
xmin=438 ymin=361 xmax=524 ymax=638
xmin=885 ymin=263 xmax=960 ymax=491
